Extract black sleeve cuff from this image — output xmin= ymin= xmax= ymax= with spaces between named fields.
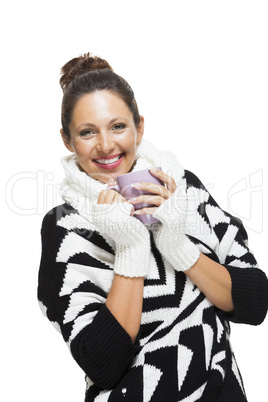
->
xmin=70 ymin=304 xmax=140 ymax=390
xmin=220 ymin=266 xmax=268 ymax=325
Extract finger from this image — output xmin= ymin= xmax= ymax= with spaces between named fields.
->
xmin=98 ymin=188 xmax=129 ymax=204
xmin=131 ymin=182 xmax=171 ymax=199
xmin=97 ymin=189 xmax=118 ymax=204
xmin=128 ymin=194 xmax=167 ymax=207
xmin=149 ymin=167 xmax=177 ymax=193
xmin=106 ymin=191 xmax=134 ymax=214
xmin=133 ymin=206 xmax=158 ymax=216
xmin=97 ymin=190 xmax=109 ymax=204
xmin=106 ymin=178 xmax=116 ymax=189
xmin=113 ymin=192 xmax=128 ymax=203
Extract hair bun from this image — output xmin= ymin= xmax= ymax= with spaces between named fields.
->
xmin=59 ymin=52 xmax=113 ymax=91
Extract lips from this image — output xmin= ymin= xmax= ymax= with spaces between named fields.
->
xmin=93 ymin=153 xmax=124 ymax=162
xmin=92 ymin=152 xmax=125 ymax=170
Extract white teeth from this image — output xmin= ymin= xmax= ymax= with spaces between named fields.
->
xmin=94 ymin=154 xmax=122 ymax=164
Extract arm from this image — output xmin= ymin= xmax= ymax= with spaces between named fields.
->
xmin=183 ymin=216 xmax=268 ymax=323
xmin=129 ymin=167 xmax=268 ymax=324
xmin=72 ymin=272 xmax=145 ymax=390
xmin=152 ymin=170 xmax=268 ymax=324
xmin=38 ymin=203 xmax=149 ymax=390
xmin=218 ymin=219 xmax=268 ymax=325
xmin=184 ymin=253 xmax=234 ymax=313
xmin=75 ymin=200 xmax=150 ymax=388
xmin=150 ymin=187 xmax=235 ymax=312
xmin=92 ymin=183 xmax=150 ymax=344
xmin=106 ymin=274 xmax=144 ymax=343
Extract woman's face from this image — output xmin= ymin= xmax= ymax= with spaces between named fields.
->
xmin=61 ymin=90 xmax=144 ymax=183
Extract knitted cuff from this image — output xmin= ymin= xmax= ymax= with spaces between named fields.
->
xmin=152 ymin=187 xmax=200 ymax=272
xmin=221 ymin=266 xmax=268 ymax=325
xmin=92 ymin=202 xmax=151 ymax=277
xmin=70 ymin=304 xmax=140 ymax=389
xmin=114 ymin=242 xmax=151 ymax=277
xmin=91 ymin=202 xmax=134 ymax=241
xmin=153 ymin=224 xmax=200 ymax=272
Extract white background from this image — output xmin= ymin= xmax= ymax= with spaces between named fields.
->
xmin=2 ymin=0 xmax=267 ymax=400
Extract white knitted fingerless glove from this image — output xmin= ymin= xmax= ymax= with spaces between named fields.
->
xmin=152 ymin=186 xmax=200 ymax=272
xmin=91 ymin=202 xmax=151 ymax=278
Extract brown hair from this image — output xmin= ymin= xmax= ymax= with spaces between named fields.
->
xmin=60 ymin=52 xmax=141 ymax=140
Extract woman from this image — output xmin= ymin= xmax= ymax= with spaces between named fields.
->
xmin=38 ymin=52 xmax=268 ymax=401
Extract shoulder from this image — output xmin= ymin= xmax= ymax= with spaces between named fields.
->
xmin=41 ymin=203 xmax=77 ymax=227
xmin=40 ymin=203 xmax=78 ymax=241
xmin=183 ymin=170 xmax=207 ymax=191
xmin=183 ymin=170 xmax=243 ymax=228
xmin=39 ymin=204 xmax=81 ymax=269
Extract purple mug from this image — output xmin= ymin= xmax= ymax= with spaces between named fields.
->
xmin=109 ymin=167 xmax=164 ymax=224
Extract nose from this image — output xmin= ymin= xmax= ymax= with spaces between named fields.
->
xmin=96 ymin=132 xmax=115 ymax=154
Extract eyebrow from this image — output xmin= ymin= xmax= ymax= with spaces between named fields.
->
xmin=75 ymin=117 xmax=128 ymax=132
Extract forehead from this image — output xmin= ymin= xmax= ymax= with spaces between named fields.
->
xmin=72 ymin=90 xmax=131 ymax=122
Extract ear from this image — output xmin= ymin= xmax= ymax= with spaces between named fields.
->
xmin=136 ymin=116 xmax=144 ymax=146
xmin=60 ymin=129 xmax=74 ymax=152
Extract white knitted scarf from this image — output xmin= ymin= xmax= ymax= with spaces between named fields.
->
xmin=60 ymin=138 xmax=184 ymax=222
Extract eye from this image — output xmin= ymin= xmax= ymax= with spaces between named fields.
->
xmin=112 ymin=123 xmax=126 ymax=131
xmin=80 ymin=129 xmax=94 ymax=137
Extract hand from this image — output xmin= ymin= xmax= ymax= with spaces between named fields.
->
xmin=149 ymin=180 xmax=201 ymax=272
xmin=92 ymin=178 xmax=151 ymax=278
xmin=97 ymin=178 xmax=135 ymax=216
xmin=127 ymin=167 xmax=177 ymax=216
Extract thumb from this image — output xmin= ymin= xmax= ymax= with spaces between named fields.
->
xmin=107 ymin=178 xmax=116 ymax=189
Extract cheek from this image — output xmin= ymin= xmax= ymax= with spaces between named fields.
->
xmin=122 ymin=131 xmax=138 ymax=149
xmin=73 ymin=140 xmax=94 ymax=158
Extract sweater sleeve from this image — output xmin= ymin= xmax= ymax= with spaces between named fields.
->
xmin=184 ymin=171 xmax=268 ymax=326
xmin=220 ymin=219 xmax=268 ymax=325
xmin=37 ymin=205 xmax=140 ymax=390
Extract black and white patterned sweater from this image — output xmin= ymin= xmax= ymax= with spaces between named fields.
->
xmin=38 ymin=140 xmax=268 ymax=402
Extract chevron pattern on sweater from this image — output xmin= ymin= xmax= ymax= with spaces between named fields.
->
xmin=38 ymin=169 xmax=268 ymax=402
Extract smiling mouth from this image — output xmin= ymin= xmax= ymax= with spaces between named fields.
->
xmin=93 ymin=153 xmax=125 ymax=165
